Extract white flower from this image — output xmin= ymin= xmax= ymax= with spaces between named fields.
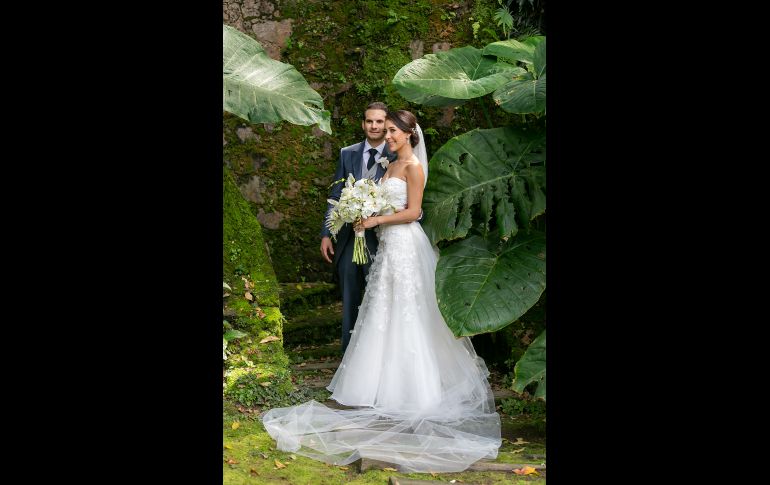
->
xmin=377 ymin=156 xmax=390 ymax=169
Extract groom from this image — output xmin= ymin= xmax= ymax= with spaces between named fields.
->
xmin=320 ymin=101 xmax=395 ymax=353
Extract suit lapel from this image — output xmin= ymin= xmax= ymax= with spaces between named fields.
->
xmin=351 ymin=141 xmax=365 ymax=180
xmin=377 ymin=146 xmax=395 ymax=180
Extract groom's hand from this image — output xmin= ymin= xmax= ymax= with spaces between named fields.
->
xmin=320 ymin=236 xmax=334 ymax=263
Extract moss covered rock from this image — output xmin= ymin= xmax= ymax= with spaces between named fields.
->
xmin=223 ymin=166 xmax=280 ymax=307
xmin=223 ymin=166 xmax=292 ymax=405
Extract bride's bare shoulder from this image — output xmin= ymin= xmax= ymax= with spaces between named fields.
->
xmin=404 ymin=159 xmax=425 ymax=179
xmin=405 ymin=156 xmax=421 ymax=167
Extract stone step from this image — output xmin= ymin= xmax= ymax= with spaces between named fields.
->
xmin=288 ymin=341 xmax=343 ymax=362
xmin=279 ymin=282 xmax=338 ymax=318
xmin=292 ymin=360 xmax=340 ymax=371
xmin=282 ymin=301 xmax=342 ymax=346
xmin=362 ymin=458 xmax=545 ymax=474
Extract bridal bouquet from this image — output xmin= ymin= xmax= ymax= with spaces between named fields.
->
xmin=326 ymin=174 xmax=393 ymax=265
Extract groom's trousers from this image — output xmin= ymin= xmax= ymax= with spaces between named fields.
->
xmin=337 ymin=232 xmax=376 ymax=353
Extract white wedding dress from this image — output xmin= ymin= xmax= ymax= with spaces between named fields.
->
xmin=262 ymin=176 xmax=502 ymax=472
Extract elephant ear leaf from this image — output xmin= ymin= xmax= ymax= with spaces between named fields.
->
xmin=482 ymin=35 xmax=544 ymax=64
xmin=222 ymin=24 xmax=331 ymax=134
xmin=491 ymin=37 xmax=545 ymax=114
xmin=532 ymin=37 xmax=546 ymax=79
xmin=421 ymin=127 xmax=545 ymax=244
xmin=493 ymin=74 xmax=546 ymax=114
xmin=392 ymin=46 xmax=517 ymax=105
xmin=511 ymin=329 xmax=546 ymax=400
xmin=436 ymin=233 xmax=545 ymax=337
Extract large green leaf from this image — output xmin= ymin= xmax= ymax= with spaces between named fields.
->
xmin=481 ymin=36 xmax=545 ymax=64
xmin=393 ymin=86 xmax=469 ymax=108
xmin=222 ymin=25 xmax=331 ymax=134
xmin=532 ymin=38 xmax=546 ymax=79
xmin=493 ymin=73 xmax=546 ymax=114
xmin=421 ymin=127 xmax=545 ymax=244
xmin=512 ymin=329 xmax=545 ymax=400
xmin=436 ymin=233 xmax=546 ymax=336
xmin=392 ymin=46 xmax=517 ymax=104
xmin=491 ymin=38 xmax=545 ymax=114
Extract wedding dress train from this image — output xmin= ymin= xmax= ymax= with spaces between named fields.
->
xmin=262 ymin=177 xmax=501 ymax=472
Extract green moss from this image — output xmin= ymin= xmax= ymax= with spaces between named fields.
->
xmin=261 ymin=307 xmax=283 ymax=328
xmin=355 ymin=48 xmax=412 ymax=104
xmin=224 ymin=305 xmax=290 ymax=370
xmin=226 ymin=299 xmax=253 ymax=317
xmin=224 ymin=365 xmax=294 ymax=407
xmin=223 ymin=166 xmax=280 ymax=306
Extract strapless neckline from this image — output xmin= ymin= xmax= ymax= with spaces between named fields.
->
xmin=381 ymin=177 xmax=406 ymax=184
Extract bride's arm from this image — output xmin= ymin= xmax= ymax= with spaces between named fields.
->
xmin=362 ymin=163 xmax=424 ymax=228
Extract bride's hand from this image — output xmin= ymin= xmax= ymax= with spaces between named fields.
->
xmin=361 ymin=216 xmax=379 ymax=229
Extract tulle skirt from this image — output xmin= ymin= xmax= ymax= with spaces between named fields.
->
xmin=262 ymin=221 xmax=501 ymax=472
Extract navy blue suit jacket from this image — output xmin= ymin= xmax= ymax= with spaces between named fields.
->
xmin=321 ymin=141 xmax=395 ymax=267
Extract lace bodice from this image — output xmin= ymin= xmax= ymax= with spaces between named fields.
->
xmin=380 ymin=177 xmax=408 ymax=214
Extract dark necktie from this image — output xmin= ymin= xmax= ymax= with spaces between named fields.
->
xmin=367 ymin=148 xmax=378 ymax=171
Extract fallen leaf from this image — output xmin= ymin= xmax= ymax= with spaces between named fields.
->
xmin=339 ymin=466 xmax=349 ymax=470
xmin=296 ymin=284 xmax=303 ymax=290
xmin=244 ymin=291 xmax=253 ymax=301
xmin=511 ymin=448 xmax=525 ymax=453
xmin=382 ymin=467 xmax=398 ymax=472
xmin=274 ymin=459 xmax=286 ymax=469
xmin=512 ymin=438 xmax=530 ymax=445
xmin=260 ymin=335 xmax=280 ymax=344
xmin=513 ymin=466 xmax=539 ymax=476
xmin=256 ymin=308 xmax=266 ymax=319
xmin=224 ymin=444 xmax=233 ymax=449
xmin=249 ymin=468 xmax=259 ymax=476
xmin=231 ymin=421 xmax=240 ymax=430
xmin=289 ymin=454 xmax=297 ymax=460
xmin=260 ymin=381 xmax=272 ymax=387
xmin=298 ymin=362 xmax=306 ymax=367
xmin=223 ymin=292 xmax=230 ymax=297
xmin=227 ymin=459 xmax=239 ymax=464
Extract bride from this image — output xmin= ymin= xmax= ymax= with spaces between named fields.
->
xmin=262 ymin=110 xmax=502 ymax=473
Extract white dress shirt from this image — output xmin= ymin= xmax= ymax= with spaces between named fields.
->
xmin=362 ymin=141 xmax=387 ymax=175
